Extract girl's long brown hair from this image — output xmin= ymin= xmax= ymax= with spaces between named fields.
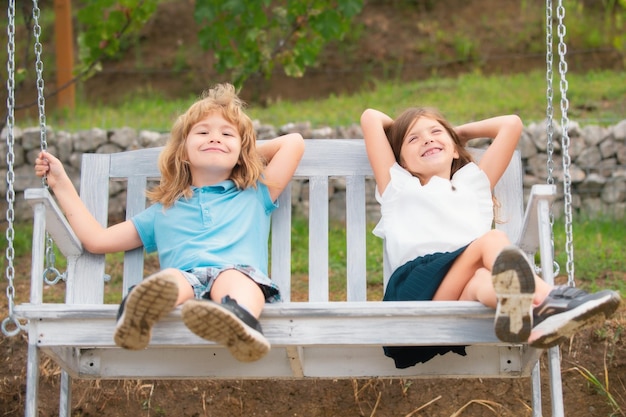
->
xmin=147 ymin=83 xmax=265 ymax=207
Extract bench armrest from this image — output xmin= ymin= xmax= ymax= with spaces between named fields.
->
xmin=24 ymin=188 xmax=83 ymax=258
xmin=517 ymin=184 xmax=557 ymax=254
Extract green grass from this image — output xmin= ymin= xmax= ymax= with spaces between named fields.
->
xmin=553 ymin=219 xmax=626 ymax=295
xmin=27 ymin=69 xmax=626 ymax=132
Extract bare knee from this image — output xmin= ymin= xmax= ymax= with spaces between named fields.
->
xmin=482 ymin=229 xmax=510 ymax=246
xmin=211 ymin=269 xmax=265 ymax=317
xmin=469 ymin=229 xmax=512 ymax=271
xmin=159 ymin=268 xmax=194 ymax=304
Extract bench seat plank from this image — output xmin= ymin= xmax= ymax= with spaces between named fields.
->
xmin=17 ymin=301 xmax=504 ymax=346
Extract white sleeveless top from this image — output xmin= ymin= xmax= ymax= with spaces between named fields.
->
xmin=374 ymin=162 xmax=493 ymax=271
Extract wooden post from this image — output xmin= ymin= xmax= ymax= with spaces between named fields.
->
xmin=54 ymin=0 xmax=75 ymax=110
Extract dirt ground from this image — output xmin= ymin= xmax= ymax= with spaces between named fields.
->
xmin=2 ymin=0 xmax=625 ymax=416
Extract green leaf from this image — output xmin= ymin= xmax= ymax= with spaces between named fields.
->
xmin=194 ymin=0 xmax=364 ymax=85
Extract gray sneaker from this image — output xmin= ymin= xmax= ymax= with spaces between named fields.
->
xmin=529 ymin=286 xmax=621 ymax=349
xmin=492 ymin=246 xmax=536 ymax=343
xmin=113 ymin=272 xmax=179 ymax=350
xmin=182 ymin=295 xmax=270 ymax=362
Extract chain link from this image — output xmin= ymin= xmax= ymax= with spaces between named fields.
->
xmin=556 ymin=0 xmax=576 ymax=287
xmin=2 ymin=0 xmax=26 ymax=337
xmin=543 ymin=0 xmax=560 ymax=279
xmin=44 ymin=242 xmax=66 ymax=285
xmin=545 ymin=0 xmax=555 ymax=187
xmin=32 ymin=0 xmax=65 ymax=285
xmin=32 ymin=1 xmax=48 ymax=152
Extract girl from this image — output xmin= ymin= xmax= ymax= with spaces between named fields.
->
xmin=360 ymin=107 xmax=620 ymax=368
xmin=35 ymin=83 xmax=305 ymax=363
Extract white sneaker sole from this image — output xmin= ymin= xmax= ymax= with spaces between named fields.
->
xmin=182 ymin=299 xmax=270 ymax=362
xmin=492 ymin=247 xmax=535 ymax=343
xmin=113 ymin=272 xmax=179 ymax=350
xmin=529 ymin=291 xmax=621 ymax=349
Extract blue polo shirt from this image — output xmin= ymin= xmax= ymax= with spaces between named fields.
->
xmin=131 ymin=180 xmax=277 ymax=275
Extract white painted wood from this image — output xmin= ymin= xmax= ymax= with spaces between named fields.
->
xmin=28 ymin=202 xmax=46 ymax=305
xmin=24 ymin=188 xmax=82 ymax=257
xmin=71 ymin=153 xmax=110 ymax=304
xmin=518 ymin=184 xmax=557 ymax=254
xmin=308 ymin=176 xmax=329 ymax=301
xmin=15 ymin=139 xmax=563 ymax=415
xmin=271 ymin=186 xmax=293 ymax=301
xmin=37 ymin=345 xmax=531 ymax=380
xmin=346 ymin=175 xmax=367 ymax=301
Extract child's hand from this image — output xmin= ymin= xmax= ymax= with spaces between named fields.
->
xmin=34 ymin=151 xmax=69 ymax=189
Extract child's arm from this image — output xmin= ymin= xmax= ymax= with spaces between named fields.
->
xmin=360 ymin=109 xmax=396 ymax=194
xmin=34 ymin=151 xmax=143 ymax=254
xmin=257 ymin=133 xmax=305 ymax=202
xmin=455 ymin=115 xmax=523 ymax=189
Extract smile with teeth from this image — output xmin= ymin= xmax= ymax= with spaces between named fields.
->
xmin=421 ymin=147 xmax=442 ymax=157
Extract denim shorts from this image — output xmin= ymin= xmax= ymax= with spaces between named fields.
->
xmin=180 ymin=265 xmax=281 ymax=303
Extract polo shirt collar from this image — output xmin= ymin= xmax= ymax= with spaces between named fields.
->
xmin=191 ymin=179 xmax=236 ymax=193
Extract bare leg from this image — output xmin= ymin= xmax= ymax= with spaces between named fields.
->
xmin=459 ymin=268 xmax=495 ymax=306
xmin=459 ymin=267 xmax=553 ymax=308
xmin=209 ymin=269 xmax=265 ymax=317
xmin=433 ymin=229 xmax=510 ymax=301
xmin=181 ymin=269 xmax=269 ymax=362
xmin=434 ymin=230 xmax=552 ymax=304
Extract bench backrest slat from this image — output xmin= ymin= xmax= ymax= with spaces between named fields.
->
xmin=346 ymin=175 xmax=367 ymax=301
xmin=492 ymin=149 xmax=524 ymax=243
xmin=308 ymin=176 xmax=330 ymax=302
xmin=123 ymin=176 xmax=149 ymax=292
xmin=72 ymin=154 xmax=110 ymax=304
xmin=271 ymin=187 xmax=293 ymax=301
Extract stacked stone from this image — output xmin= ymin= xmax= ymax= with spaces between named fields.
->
xmin=2 ymin=119 xmax=625 ymax=222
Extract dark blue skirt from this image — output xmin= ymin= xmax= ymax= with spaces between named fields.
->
xmin=383 ymin=245 xmax=469 ymax=369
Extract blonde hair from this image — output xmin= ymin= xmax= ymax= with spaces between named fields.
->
xmin=147 ymin=83 xmax=265 ymax=207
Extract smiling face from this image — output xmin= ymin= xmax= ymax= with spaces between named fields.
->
xmin=185 ymin=112 xmax=242 ymax=186
xmin=399 ymin=116 xmax=459 ymax=184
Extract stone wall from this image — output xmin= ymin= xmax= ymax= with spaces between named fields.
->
xmin=2 ymin=118 xmax=626 ymax=223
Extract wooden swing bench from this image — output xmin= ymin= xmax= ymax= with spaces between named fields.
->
xmin=15 ymin=138 xmax=562 ymax=416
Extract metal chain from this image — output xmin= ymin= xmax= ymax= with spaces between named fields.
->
xmin=556 ymin=0 xmax=576 ymax=287
xmin=2 ymin=0 xmax=26 ymax=337
xmin=32 ymin=0 xmax=48 ymax=152
xmin=32 ymin=0 xmax=65 ymax=285
xmin=545 ymin=0 xmax=555 ymax=187
xmin=44 ymin=244 xmax=65 ymax=285
xmin=543 ymin=0 xmax=560 ymax=278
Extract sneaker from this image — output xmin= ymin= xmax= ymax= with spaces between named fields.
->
xmin=181 ymin=295 xmax=270 ymax=362
xmin=529 ymin=286 xmax=621 ymax=349
xmin=113 ymin=271 xmax=179 ymax=350
xmin=492 ymin=246 xmax=536 ymax=343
